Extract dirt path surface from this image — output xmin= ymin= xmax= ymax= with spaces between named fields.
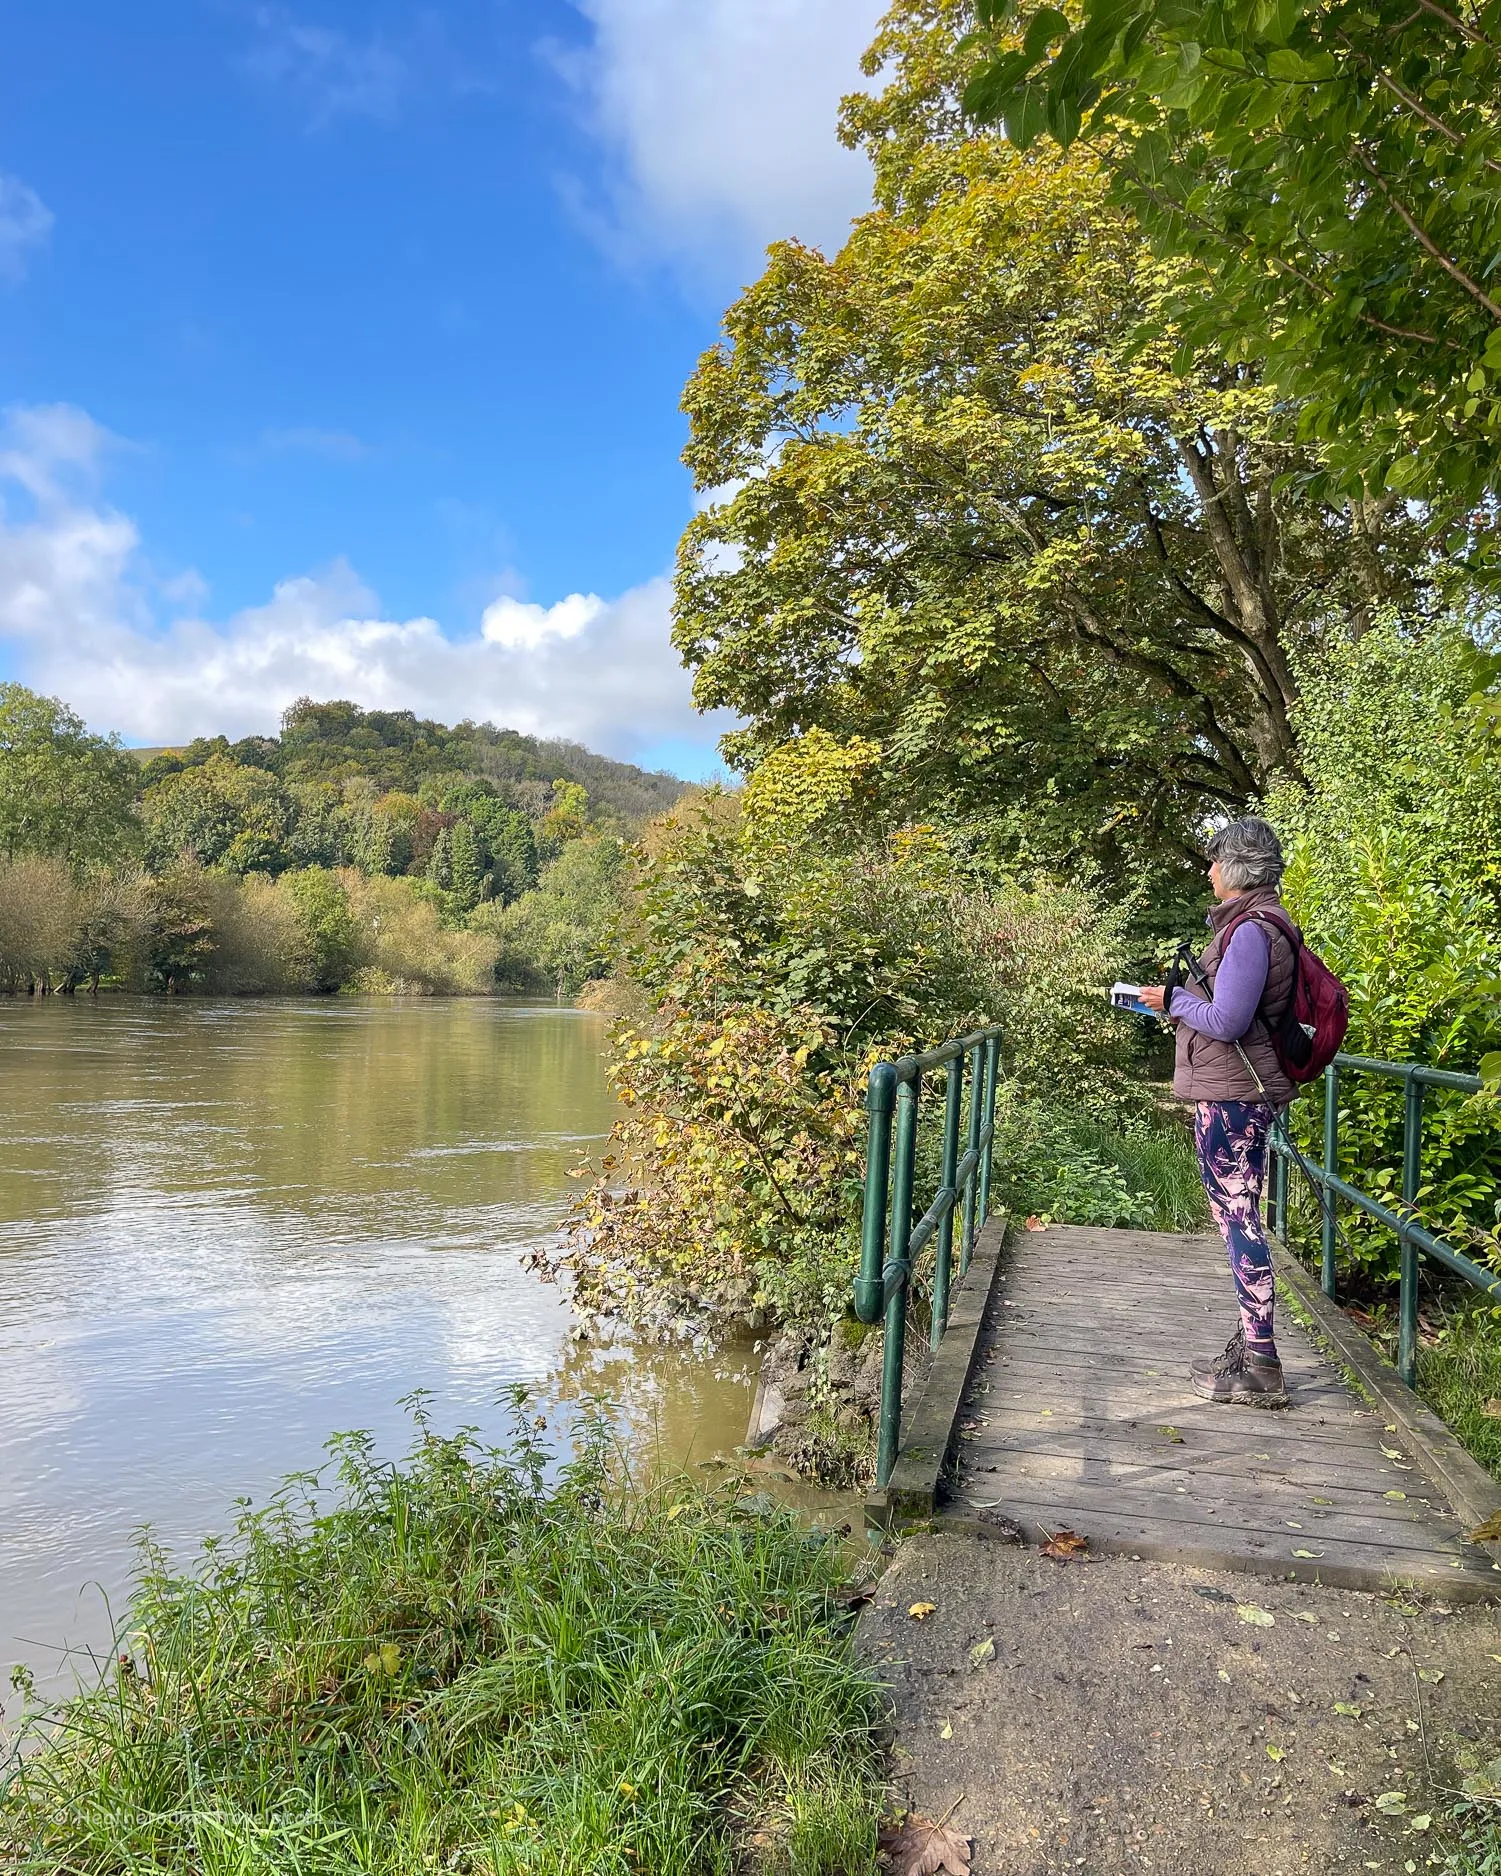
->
xmin=860 ymin=1532 xmax=1501 ymax=1875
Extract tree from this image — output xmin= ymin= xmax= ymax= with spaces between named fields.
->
xmin=447 ymin=821 xmax=485 ymax=914
xmin=676 ymin=15 xmax=1439 ymax=877
xmin=962 ymin=0 xmax=1501 ymax=524
xmin=139 ymin=869 xmax=219 ymax=993
xmin=281 ymin=867 xmax=359 ymax=992
xmin=141 ymin=756 xmax=289 ymax=874
xmin=0 ymin=684 xmax=140 ymax=870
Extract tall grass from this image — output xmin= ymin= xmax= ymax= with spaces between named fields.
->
xmin=1073 ymin=1116 xmax=1210 ymax=1233
xmin=1 ymin=1399 xmax=882 ymax=1875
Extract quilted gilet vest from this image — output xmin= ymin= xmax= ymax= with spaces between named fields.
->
xmin=1172 ymin=888 xmax=1297 ymax=1108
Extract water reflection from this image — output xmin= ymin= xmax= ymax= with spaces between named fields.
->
xmin=0 ymin=997 xmax=761 ymax=1706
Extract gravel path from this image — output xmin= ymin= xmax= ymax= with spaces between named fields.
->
xmin=860 ymin=1532 xmax=1501 ymax=1875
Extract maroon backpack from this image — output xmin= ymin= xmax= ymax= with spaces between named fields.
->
xmin=1227 ymin=908 xmax=1349 ymax=1084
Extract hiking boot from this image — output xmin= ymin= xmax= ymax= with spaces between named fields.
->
xmin=1190 ymin=1327 xmax=1244 ymax=1386
xmin=1190 ymin=1334 xmax=1288 ymax=1408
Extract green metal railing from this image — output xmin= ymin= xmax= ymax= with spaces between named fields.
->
xmin=1268 ymin=1052 xmax=1501 ymax=1387
xmin=852 ymin=1026 xmax=1003 ymax=1488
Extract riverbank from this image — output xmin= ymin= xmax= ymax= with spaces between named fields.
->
xmin=0 ymin=1409 xmax=884 ymax=1874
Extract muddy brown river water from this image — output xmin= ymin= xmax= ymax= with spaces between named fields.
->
xmin=0 ymin=996 xmax=763 ymax=1706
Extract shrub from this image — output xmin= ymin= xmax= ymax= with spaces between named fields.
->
xmin=342 ymin=871 xmax=500 ymax=994
xmin=558 ymin=762 xmax=1140 ymax=1337
xmin=1268 ymin=618 xmax=1501 ymax=1281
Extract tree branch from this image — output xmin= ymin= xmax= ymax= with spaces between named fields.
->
xmin=1356 ymin=153 xmax=1501 ymax=320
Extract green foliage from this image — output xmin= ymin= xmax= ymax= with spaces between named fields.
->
xmin=0 ymin=1404 xmax=882 ymax=1876
xmin=486 ymin=835 xmax=626 ymax=997
xmin=963 ymin=0 xmax=1501 ymax=523
xmin=0 ymin=685 xmax=139 ymax=871
xmin=677 ymin=9 xmax=1441 ymax=890
xmin=992 ymin=1097 xmax=1207 ymax=1230
xmin=141 ymin=756 xmax=290 ymax=875
xmin=560 ymin=765 xmax=1139 ymax=1334
xmin=280 ymin=867 xmax=359 ymax=992
xmin=1269 ymin=619 xmax=1501 ymax=1279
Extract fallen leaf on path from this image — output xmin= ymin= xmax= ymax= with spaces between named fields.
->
xmin=1292 ymin=1549 xmax=1325 ymax=1559
xmin=1040 ymin=1528 xmax=1089 ymax=1560
xmin=1383 ymin=1491 xmax=1408 ymax=1501
xmin=1375 ymin=1792 xmax=1408 ymax=1816
xmin=1381 ymin=1446 xmax=1406 ymax=1460
xmin=879 ymin=1813 xmax=973 ymax=1876
xmin=1333 ymin=1701 xmax=1364 ymax=1718
xmin=939 ymin=1720 xmax=953 ymax=1740
xmin=908 ymin=1602 xmax=937 ymax=1621
xmin=1418 ymin=1668 xmax=1444 ymax=1683
xmin=1266 ymin=1746 xmax=1286 ymax=1762
xmin=969 ymin=1637 xmax=995 ymax=1668
xmin=1024 ymin=1216 xmax=1046 ymax=1230
xmin=1292 ymin=1612 xmax=1319 ymax=1623
xmin=1412 ymin=1814 xmax=1432 ymax=1831
xmin=1193 ymin=1586 xmax=1237 ymax=1604
xmin=1218 ymin=1669 xmax=1231 ymax=1682
xmin=1156 ymin=1425 xmax=1185 ymax=1444
xmin=1237 ymin=1605 xmax=1276 ymax=1627
xmin=1467 ymin=1511 xmax=1501 ymax=1544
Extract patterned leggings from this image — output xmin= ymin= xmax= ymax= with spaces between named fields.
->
xmin=1193 ymin=1100 xmax=1278 ymax=1357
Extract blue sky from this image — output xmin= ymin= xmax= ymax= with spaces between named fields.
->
xmin=0 ymin=1 xmax=882 ymax=775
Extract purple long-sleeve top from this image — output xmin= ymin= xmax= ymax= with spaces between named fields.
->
xmin=1171 ymin=921 xmax=1269 ymax=1041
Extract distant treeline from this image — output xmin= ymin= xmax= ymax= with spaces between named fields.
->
xmin=0 ymin=688 xmax=682 ymax=998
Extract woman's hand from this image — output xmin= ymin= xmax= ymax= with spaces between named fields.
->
xmin=1137 ymin=985 xmax=1171 ymax=1015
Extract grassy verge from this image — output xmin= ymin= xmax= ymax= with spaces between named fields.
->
xmin=1417 ymin=1305 xmax=1501 ymax=1483
xmin=1 ymin=1400 xmax=883 ymax=1875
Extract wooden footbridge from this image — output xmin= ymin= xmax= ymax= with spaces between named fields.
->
xmin=853 ymin=1031 xmax=1501 ymax=1598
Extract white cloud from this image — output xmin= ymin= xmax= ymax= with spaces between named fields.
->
xmin=241 ymin=6 xmax=410 ymax=127
xmin=0 ymin=404 xmax=729 ymax=769
xmin=0 ymin=174 xmax=54 ymax=283
xmin=563 ymin=0 xmax=885 ymax=267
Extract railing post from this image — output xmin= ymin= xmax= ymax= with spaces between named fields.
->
xmin=1321 ymin=1064 xmax=1339 ymax=1299
xmin=931 ymin=1061 xmax=964 ymax=1348
xmin=977 ymin=1033 xmax=999 ymax=1228
xmin=1398 ymin=1074 xmax=1424 ymax=1388
xmin=877 ymin=1074 xmax=920 ymax=1489
xmin=960 ymin=1042 xmax=983 ymax=1277
xmin=1267 ymin=1139 xmax=1286 ymax=1241
xmin=854 ymin=1065 xmax=896 ymax=1325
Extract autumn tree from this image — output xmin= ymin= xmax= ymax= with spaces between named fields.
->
xmin=675 ymin=4 xmax=1442 ymax=875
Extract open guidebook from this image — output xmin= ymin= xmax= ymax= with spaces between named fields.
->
xmin=1109 ymin=982 xmax=1162 ymax=1019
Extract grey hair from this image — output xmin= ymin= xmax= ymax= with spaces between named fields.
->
xmin=1206 ymin=816 xmax=1284 ymax=891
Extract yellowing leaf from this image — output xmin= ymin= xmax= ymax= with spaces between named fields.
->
xmin=939 ymin=1720 xmax=954 ymax=1740
xmin=1237 ymin=1605 xmax=1275 ymax=1626
xmin=1418 ymin=1668 xmax=1444 ymax=1683
xmin=1292 ymin=1548 xmax=1325 ymax=1559
xmin=969 ymin=1636 xmax=996 ymax=1667
xmin=909 ymin=1601 xmax=937 ymax=1621
xmin=1333 ymin=1701 xmax=1364 ymax=1718
xmin=1266 ymin=1745 xmax=1286 ymax=1762
xmin=1384 ymin=1490 xmax=1408 ymax=1501
xmin=378 ymin=1642 xmax=402 ymax=1676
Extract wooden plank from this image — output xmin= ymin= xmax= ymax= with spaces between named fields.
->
xmin=1273 ymin=1242 xmax=1501 ymax=1537
xmin=959 ymin=1428 xmax=1444 ymax=1497
xmin=949 ymin=1473 xmax=1487 ymax=1560
xmin=954 ymin=1453 xmax=1467 ymax=1541
xmin=941 ymin=1499 xmax=1501 ymax=1597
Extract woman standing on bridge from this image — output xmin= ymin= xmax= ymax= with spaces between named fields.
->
xmin=1138 ymin=817 xmax=1295 ymax=1408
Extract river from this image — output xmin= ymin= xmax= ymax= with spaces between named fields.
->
xmin=0 ymin=996 xmax=761 ymax=1708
